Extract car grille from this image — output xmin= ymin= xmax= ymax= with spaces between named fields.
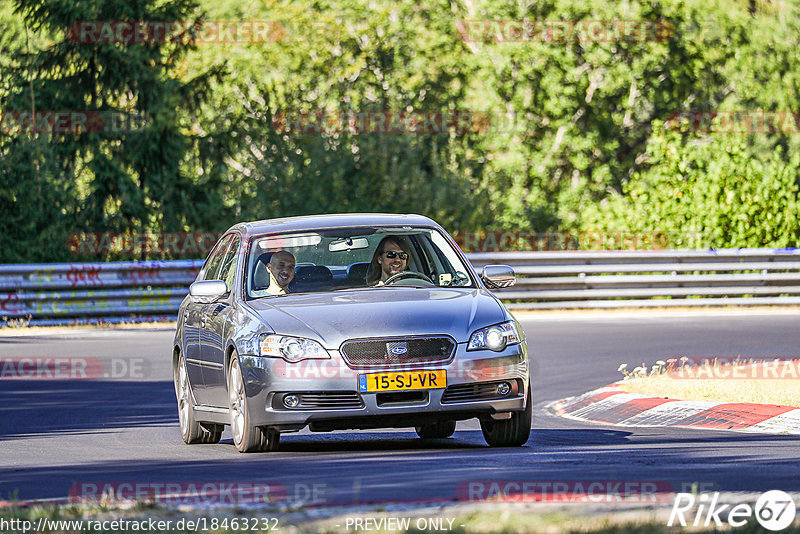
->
xmin=279 ymin=392 xmax=364 ymax=410
xmin=441 ymin=381 xmax=517 ymax=404
xmin=340 ymin=336 xmax=455 ymax=368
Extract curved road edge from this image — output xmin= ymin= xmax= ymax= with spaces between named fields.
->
xmin=547 ymin=383 xmax=800 ymax=435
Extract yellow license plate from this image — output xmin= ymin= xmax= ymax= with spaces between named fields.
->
xmin=358 ymin=370 xmax=447 ymax=393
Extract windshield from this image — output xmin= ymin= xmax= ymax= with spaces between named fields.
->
xmin=245 ymin=226 xmax=475 ymax=299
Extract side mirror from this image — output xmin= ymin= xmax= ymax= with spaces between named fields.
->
xmin=480 ymin=265 xmax=516 ymax=289
xmin=189 ymin=280 xmax=228 ymax=304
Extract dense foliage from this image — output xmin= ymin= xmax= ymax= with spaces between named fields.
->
xmin=1 ymin=0 xmax=799 ymax=261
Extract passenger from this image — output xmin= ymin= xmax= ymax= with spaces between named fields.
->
xmin=366 ymin=237 xmax=411 ymax=286
xmin=266 ymin=250 xmax=296 ymax=295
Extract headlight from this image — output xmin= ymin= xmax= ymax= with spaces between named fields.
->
xmin=260 ymin=334 xmax=330 ymax=363
xmin=467 ymin=321 xmax=521 ymax=352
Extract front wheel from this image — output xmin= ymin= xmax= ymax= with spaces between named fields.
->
xmin=175 ymin=353 xmax=222 ymax=444
xmin=480 ymin=384 xmax=532 ymax=447
xmin=415 ymin=421 xmax=457 ymax=439
xmin=228 ymin=353 xmax=280 ymax=453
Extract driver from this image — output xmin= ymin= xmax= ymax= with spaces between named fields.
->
xmin=366 ymin=237 xmax=411 ymax=286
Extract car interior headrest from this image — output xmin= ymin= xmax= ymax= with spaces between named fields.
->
xmin=253 ymin=252 xmax=274 ymax=290
xmin=293 ymin=265 xmax=333 ymax=283
xmin=347 ymin=262 xmax=370 ymax=283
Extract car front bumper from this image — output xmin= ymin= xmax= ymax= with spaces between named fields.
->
xmin=237 ymin=342 xmax=529 ymax=432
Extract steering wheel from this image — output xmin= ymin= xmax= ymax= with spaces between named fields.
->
xmin=384 ymin=271 xmax=434 ymax=285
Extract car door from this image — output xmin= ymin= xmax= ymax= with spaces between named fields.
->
xmin=182 ymin=302 xmax=205 ymax=396
xmin=201 ymin=234 xmax=240 ymax=407
xmin=187 ymin=234 xmax=231 ymax=406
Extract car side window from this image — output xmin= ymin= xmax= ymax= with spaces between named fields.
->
xmin=218 ymin=236 xmax=241 ymax=292
xmin=199 ymin=235 xmax=233 ymax=281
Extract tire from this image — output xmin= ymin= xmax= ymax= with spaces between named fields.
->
xmin=175 ymin=353 xmax=222 ymax=444
xmin=480 ymin=384 xmax=532 ymax=447
xmin=228 ymin=353 xmax=280 ymax=453
xmin=415 ymin=421 xmax=457 ymax=439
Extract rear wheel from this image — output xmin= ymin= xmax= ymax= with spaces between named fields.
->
xmin=228 ymin=353 xmax=280 ymax=453
xmin=480 ymin=384 xmax=532 ymax=447
xmin=175 ymin=353 xmax=222 ymax=444
xmin=415 ymin=421 xmax=457 ymax=439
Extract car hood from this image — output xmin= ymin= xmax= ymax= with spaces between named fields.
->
xmin=246 ymin=287 xmax=505 ymax=348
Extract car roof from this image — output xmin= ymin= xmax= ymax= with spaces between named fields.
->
xmin=229 ymin=213 xmax=443 ymax=238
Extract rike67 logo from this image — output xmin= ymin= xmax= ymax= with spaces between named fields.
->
xmin=669 ymin=490 xmax=796 ymax=531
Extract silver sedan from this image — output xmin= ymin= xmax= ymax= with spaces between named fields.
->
xmin=173 ymin=213 xmax=531 ymax=452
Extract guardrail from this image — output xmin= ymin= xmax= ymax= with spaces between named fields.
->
xmin=0 ymin=260 xmax=203 ymax=326
xmin=2 ymin=249 xmax=800 ymax=325
xmin=468 ymin=248 xmax=800 ymax=309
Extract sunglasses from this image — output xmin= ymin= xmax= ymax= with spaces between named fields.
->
xmin=382 ymin=250 xmax=408 ymax=260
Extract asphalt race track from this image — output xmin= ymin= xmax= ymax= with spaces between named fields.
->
xmin=2 ymin=311 xmax=800 ymax=506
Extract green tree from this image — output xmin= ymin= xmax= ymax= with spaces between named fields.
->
xmin=3 ymin=0 xmax=800 ymax=262
xmin=581 ymin=122 xmax=800 ymax=248
xmin=1 ymin=0 xmax=224 ymax=262
xmin=180 ymin=0 xmax=492 ymax=232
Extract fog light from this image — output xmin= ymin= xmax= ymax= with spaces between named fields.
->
xmin=496 ymin=382 xmax=511 ymax=396
xmin=283 ymin=394 xmax=300 ymax=408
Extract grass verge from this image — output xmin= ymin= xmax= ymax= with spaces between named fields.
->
xmin=4 ymin=503 xmax=800 ymax=534
xmin=0 ymin=321 xmax=176 ymax=336
xmin=617 ymin=358 xmax=800 ymax=407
